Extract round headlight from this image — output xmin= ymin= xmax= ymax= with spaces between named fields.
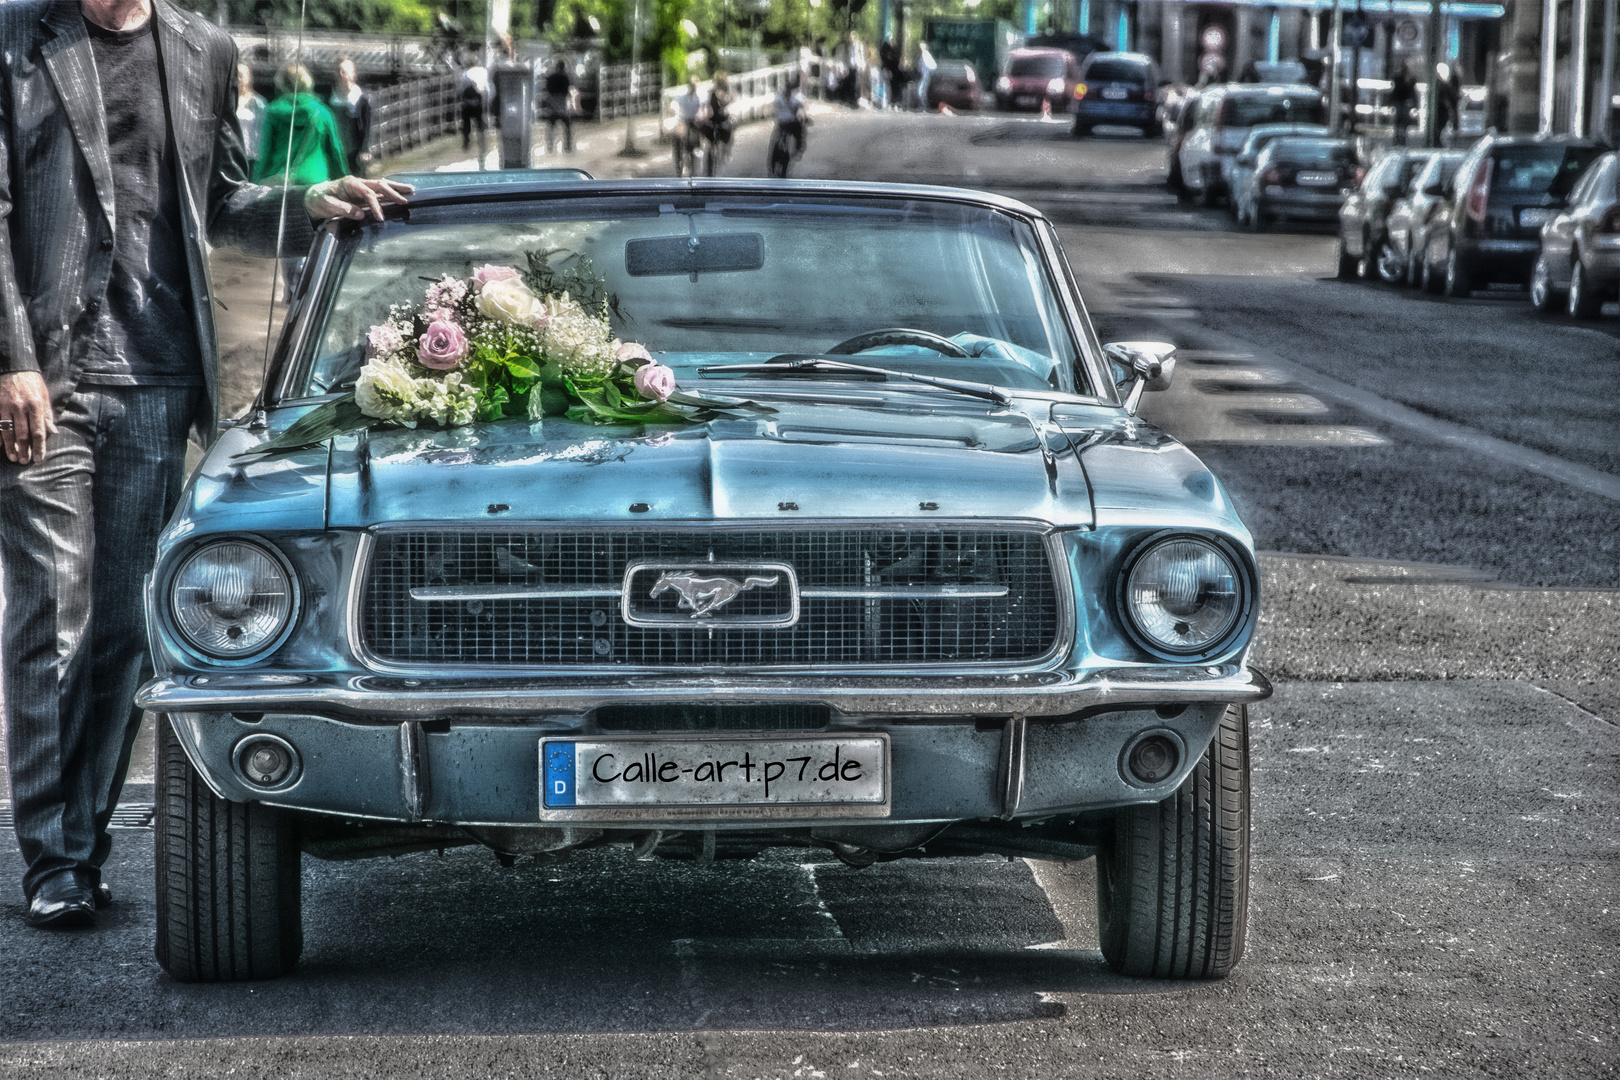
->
xmin=170 ymin=540 xmax=295 ymax=659
xmin=1122 ymin=536 xmax=1246 ymax=656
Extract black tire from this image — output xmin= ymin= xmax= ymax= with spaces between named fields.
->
xmin=1569 ymin=260 xmax=1604 ymax=319
xmin=1375 ymin=240 xmax=1407 ymax=285
xmin=1335 ymin=235 xmax=1358 ymax=279
xmin=1198 ymin=170 xmax=1221 ymax=208
xmin=1530 ymin=254 xmax=1563 ymax=313
xmin=1097 ymin=704 xmax=1251 ymax=979
xmin=154 ymin=715 xmax=303 ymax=982
xmin=1072 ymin=123 xmax=1092 ymax=138
xmin=1443 ymin=248 xmax=1473 ymax=298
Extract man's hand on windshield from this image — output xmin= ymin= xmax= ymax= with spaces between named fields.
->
xmin=306 ymin=176 xmax=413 ymax=223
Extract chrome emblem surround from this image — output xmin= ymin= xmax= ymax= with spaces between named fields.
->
xmin=620 ymin=562 xmax=800 ymax=628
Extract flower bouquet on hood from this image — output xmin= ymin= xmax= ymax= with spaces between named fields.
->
xmin=245 ymin=260 xmax=768 ymax=457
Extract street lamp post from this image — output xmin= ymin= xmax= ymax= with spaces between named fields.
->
xmin=620 ymin=0 xmax=647 ymax=157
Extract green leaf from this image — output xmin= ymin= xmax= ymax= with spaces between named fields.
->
xmin=539 ymin=386 xmax=570 ymax=416
xmin=235 ymin=397 xmax=371 ymax=458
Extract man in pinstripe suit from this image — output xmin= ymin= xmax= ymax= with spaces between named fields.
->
xmin=0 ymin=0 xmax=409 ymax=928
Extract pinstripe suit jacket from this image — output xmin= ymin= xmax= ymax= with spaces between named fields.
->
xmin=0 ymin=0 xmax=315 ymax=441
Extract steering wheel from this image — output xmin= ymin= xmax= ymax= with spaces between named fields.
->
xmin=824 ymin=327 xmax=971 ymax=359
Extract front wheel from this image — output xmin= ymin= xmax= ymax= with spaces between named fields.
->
xmin=1335 ymin=235 xmax=1358 ymax=279
xmin=154 ymin=715 xmax=303 ymax=982
xmin=1569 ymin=260 xmax=1605 ymax=319
xmin=1097 ymin=703 xmax=1251 ymax=979
xmin=1375 ymin=240 xmax=1407 ymax=285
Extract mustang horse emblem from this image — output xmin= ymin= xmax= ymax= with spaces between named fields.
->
xmin=649 ymin=571 xmax=781 ymax=618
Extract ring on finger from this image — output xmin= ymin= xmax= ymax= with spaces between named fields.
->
xmin=0 ymin=418 xmax=14 ymax=431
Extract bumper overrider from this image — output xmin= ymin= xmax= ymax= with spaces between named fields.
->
xmin=137 ymin=664 xmax=1271 ymax=827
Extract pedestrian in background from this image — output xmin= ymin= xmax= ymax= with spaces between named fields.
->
xmin=1390 ymin=61 xmax=1418 ymax=146
xmin=235 ymin=61 xmax=266 ymax=169
xmin=329 ymin=56 xmax=373 ymax=176
xmin=254 ymin=63 xmax=349 ymax=299
xmin=460 ymin=59 xmax=490 ymax=153
xmin=0 ymin=0 xmax=409 ymax=930
xmin=541 ymin=58 xmax=575 ymax=154
xmin=915 ymin=41 xmax=936 ymax=112
xmin=879 ymin=37 xmax=900 ymax=110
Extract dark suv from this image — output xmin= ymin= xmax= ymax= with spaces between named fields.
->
xmin=1072 ymin=52 xmax=1162 ymax=137
xmin=1423 ymin=134 xmax=1604 ymax=297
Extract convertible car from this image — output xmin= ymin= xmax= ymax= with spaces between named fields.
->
xmin=137 ymin=175 xmax=1270 ymax=983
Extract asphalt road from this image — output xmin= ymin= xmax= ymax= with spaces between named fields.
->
xmin=0 ymin=111 xmax=1615 ymax=1078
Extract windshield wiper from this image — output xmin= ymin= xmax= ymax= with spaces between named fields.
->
xmin=697 ymin=357 xmax=1014 ymax=406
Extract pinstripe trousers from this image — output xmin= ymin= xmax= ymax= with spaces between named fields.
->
xmin=0 ymin=385 xmax=198 ymax=899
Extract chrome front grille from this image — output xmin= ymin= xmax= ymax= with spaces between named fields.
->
xmin=359 ymin=527 xmax=1062 ymax=669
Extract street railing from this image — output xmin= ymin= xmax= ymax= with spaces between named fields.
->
xmin=596 ymin=63 xmax=664 ymax=120
xmin=368 ymin=73 xmax=462 ymax=159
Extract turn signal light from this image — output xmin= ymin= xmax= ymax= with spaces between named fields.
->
xmin=1261 ymin=167 xmax=1282 ymax=185
xmin=1074 ymin=82 xmax=1088 ymax=100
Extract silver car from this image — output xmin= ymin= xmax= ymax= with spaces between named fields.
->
xmin=1531 ymin=151 xmax=1620 ymax=318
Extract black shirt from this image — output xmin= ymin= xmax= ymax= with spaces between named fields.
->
xmin=75 ymin=17 xmax=202 ymax=386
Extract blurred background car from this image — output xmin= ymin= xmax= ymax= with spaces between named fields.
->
xmin=995 ymin=47 xmax=1080 ymax=112
xmin=1162 ymin=88 xmax=1199 ymax=195
xmin=1225 ymin=122 xmax=1332 ymax=217
xmin=925 ymin=59 xmax=981 ymax=112
xmin=1338 ymin=147 xmax=1439 ymax=280
xmin=1234 ymin=136 xmax=1359 ymax=233
xmin=1382 ymin=151 xmax=1467 ymax=287
xmin=1177 ymin=84 xmax=1326 ymax=207
xmin=1530 ymin=150 xmax=1620 ymax=318
xmin=1071 ymin=52 xmax=1162 ymax=137
xmin=1421 ymin=134 xmax=1605 ymax=297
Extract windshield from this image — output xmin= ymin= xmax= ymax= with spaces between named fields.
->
xmin=1221 ymin=92 xmax=1324 ymax=128
xmin=1009 ymin=55 xmax=1066 ymax=78
xmin=299 ymin=194 xmax=1085 ymax=400
xmin=1271 ymin=140 xmax=1355 ymax=166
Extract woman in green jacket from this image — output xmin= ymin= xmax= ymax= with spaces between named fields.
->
xmin=254 ymin=64 xmax=348 ymax=299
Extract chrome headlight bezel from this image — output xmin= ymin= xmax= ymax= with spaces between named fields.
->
xmin=1114 ymin=531 xmax=1255 ymax=662
xmin=165 ymin=536 xmax=301 ymax=665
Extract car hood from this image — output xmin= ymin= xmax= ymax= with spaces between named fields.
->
xmin=175 ymin=397 xmax=1246 ymax=540
xmin=319 ymin=399 xmax=1096 ymax=528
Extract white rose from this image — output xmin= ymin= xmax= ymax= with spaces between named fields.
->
xmin=541 ymin=306 xmax=616 ymax=379
xmin=354 ymin=358 xmax=423 ymax=422
xmin=476 ymin=277 xmax=547 ymax=326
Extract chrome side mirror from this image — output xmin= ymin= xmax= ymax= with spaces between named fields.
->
xmin=1103 ymin=341 xmax=1177 ymax=414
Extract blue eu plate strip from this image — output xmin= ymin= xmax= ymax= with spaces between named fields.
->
xmin=544 ymin=742 xmax=576 ymax=807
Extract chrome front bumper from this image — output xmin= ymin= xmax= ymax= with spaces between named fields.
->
xmin=136 ymin=663 xmax=1270 ymax=720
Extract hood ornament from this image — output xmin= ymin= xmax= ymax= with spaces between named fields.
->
xmin=649 ymin=571 xmax=781 ymax=618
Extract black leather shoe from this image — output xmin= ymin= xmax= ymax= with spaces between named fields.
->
xmin=25 ymin=871 xmax=96 ymax=929
xmin=73 ymin=871 xmax=112 ymax=910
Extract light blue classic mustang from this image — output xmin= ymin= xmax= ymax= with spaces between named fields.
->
xmin=138 ymin=175 xmax=1269 ymax=983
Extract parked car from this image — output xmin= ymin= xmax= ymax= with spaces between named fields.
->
xmin=1225 ymin=122 xmax=1333 ymax=218
xmin=1421 ymin=134 xmax=1604 ymax=297
xmin=1177 ymin=84 xmax=1326 ymax=206
xmin=1336 ymin=147 xmax=1438 ymax=280
xmin=1531 ymin=150 xmax=1620 ymax=318
xmin=1071 ymin=52 xmax=1162 ymax=137
xmin=137 ymin=174 xmax=1271 ymax=984
xmin=996 ymin=47 xmax=1081 ymax=112
xmin=1163 ymin=88 xmax=1200 ymax=194
xmin=925 ymin=59 xmax=981 ymax=112
xmin=1233 ymin=136 xmax=1359 ymax=232
xmin=1380 ymin=150 xmax=1466 ymax=286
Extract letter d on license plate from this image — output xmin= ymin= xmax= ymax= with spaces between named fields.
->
xmin=540 ymin=735 xmax=890 ymax=821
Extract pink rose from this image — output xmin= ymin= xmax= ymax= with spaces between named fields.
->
xmin=473 ymin=264 xmax=522 ymax=290
xmin=615 ymin=341 xmax=653 ymax=365
xmin=366 ymin=322 xmax=404 ymax=358
xmin=632 ymin=362 xmax=676 ymax=403
xmin=417 ymin=319 xmax=469 ymax=370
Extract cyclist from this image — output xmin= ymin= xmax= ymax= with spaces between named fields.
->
xmin=705 ymin=71 xmax=734 ymax=175
xmin=671 ymin=76 xmax=705 ymax=177
xmin=769 ymin=77 xmax=809 ymax=176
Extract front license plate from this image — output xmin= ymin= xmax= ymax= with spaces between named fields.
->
xmin=1296 ymin=171 xmax=1339 ymax=186
xmin=1518 ymin=208 xmax=1551 ymax=227
xmin=1101 ymin=86 xmax=1127 ymax=100
xmin=1016 ymin=95 xmax=1038 ymax=106
xmin=540 ymin=735 xmax=890 ymax=821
